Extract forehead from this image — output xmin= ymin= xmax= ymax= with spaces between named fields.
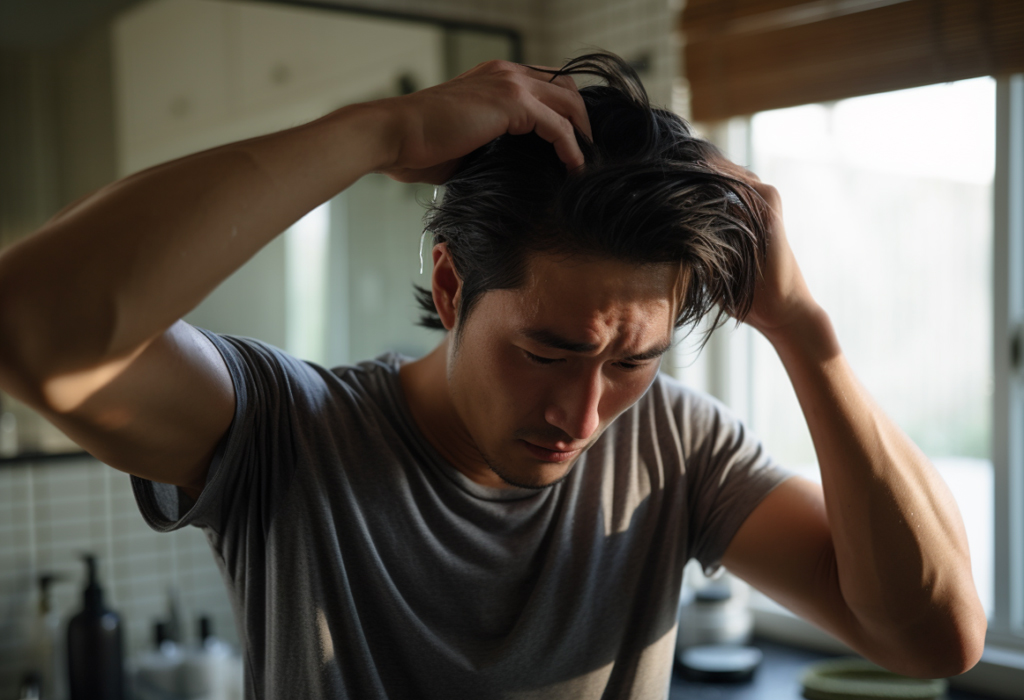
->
xmin=485 ymin=252 xmax=680 ymax=348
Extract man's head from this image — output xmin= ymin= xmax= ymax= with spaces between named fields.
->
xmin=413 ymin=51 xmax=770 ymax=490
xmin=415 ymin=51 xmax=770 ymax=344
xmin=428 ymin=247 xmax=681 ymax=489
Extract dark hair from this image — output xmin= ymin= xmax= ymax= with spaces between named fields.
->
xmin=414 ymin=51 xmax=770 ymax=348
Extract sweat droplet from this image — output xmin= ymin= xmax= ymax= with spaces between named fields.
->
xmin=417 ymin=187 xmax=439 ymax=274
xmin=418 ymin=229 xmax=427 ymax=275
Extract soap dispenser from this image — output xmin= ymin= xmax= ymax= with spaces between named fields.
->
xmin=67 ymin=553 xmax=124 ymax=700
xmin=33 ymin=573 xmax=69 ymax=700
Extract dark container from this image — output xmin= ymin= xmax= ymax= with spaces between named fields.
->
xmin=67 ymin=553 xmax=124 ymax=700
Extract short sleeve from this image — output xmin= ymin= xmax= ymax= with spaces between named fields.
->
xmin=130 ymin=325 xmax=332 ymax=544
xmin=674 ymin=382 xmax=794 ymax=577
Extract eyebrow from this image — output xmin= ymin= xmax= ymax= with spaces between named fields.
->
xmin=523 ymin=328 xmax=672 ymax=362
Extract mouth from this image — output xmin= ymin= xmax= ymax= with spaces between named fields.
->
xmin=519 ymin=440 xmax=584 ymax=463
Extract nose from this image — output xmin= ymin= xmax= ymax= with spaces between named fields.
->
xmin=544 ymin=366 xmax=602 ymax=442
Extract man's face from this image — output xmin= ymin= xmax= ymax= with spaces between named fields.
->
xmin=446 ymin=252 xmax=678 ymax=489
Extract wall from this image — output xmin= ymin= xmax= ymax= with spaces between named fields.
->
xmin=0 ymin=0 xmax=684 ymax=697
xmin=0 ymin=24 xmax=118 ymax=250
xmin=317 ymin=0 xmax=545 ymax=67
xmin=538 ymin=0 xmax=682 ymax=112
xmin=315 ymin=0 xmax=683 ymax=109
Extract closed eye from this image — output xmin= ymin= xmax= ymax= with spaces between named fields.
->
xmin=524 ymin=349 xmax=647 ymax=372
xmin=523 ymin=349 xmax=561 ymax=365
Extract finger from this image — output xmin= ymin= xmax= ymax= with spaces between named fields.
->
xmin=527 ymin=75 xmax=594 ymax=145
xmin=710 ymin=153 xmax=761 ymax=183
xmin=517 ymin=64 xmax=593 ymax=144
xmin=737 ymin=164 xmax=762 ymax=182
xmin=512 ymin=94 xmax=586 ymax=171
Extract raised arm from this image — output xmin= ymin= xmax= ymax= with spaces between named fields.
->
xmin=718 ymin=163 xmax=987 ymax=678
xmin=0 ymin=60 xmax=593 ymax=498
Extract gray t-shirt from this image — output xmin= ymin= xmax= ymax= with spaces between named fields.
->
xmin=132 ymin=326 xmax=792 ymax=700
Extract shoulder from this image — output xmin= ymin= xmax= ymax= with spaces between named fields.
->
xmin=630 ymin=372 xmax=753 ymax=457
xmin=639 ymin=371 xmax=736 ymax=423
xmin=193 ymin=327 xmax=402 ymax=414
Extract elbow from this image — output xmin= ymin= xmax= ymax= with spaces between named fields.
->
xmin=0 ymin=274 xmax=49 ymax=403
xmin=924 ymin=576 xmax=989 ymax=678
xmin=0 ymin=248 xmax=41 ymax=384
xmin=0 ymin=272 xmax=29 ymax=386
xmin=0 ymin=270 xmax=72 ymax=409
xmin=933 ymin=606 xmax=987 ymax=678
xmin=0 ymin=248 xmax=119 ymax=405
xmin=881 ymin=597 xmax=988 ymax=679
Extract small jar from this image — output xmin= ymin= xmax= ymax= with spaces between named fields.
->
xmin=676 ymin=580 xmax=754 ymax=650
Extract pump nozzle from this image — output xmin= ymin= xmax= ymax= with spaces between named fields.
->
xmin=79 ymin=553 xmax=104 ymax=611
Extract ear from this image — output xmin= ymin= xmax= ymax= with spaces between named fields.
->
xmin=430 ymin=243 xmax=462 ymax=331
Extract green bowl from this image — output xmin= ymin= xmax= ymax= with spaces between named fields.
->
xmin=801 ymin=658 xmax=948 ymax=700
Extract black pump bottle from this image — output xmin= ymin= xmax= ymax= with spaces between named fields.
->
xmin=67 ymin=553 xmax=124 ymax=700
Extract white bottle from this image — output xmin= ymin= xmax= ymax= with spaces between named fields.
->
xmin=676 ymin=566 xmax=754 ymax=653
xmin=181 ymin=616 xmax=235 ymax=700
xmin=32 ymin=573 xmax=70 ymax=700
xmin=225 ymin=655 xmax=245 ymax=700
xmin=132 ymin=622 xmax=185 ymax=700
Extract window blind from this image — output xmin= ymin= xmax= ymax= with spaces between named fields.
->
xmin=681 ymin=0 xmax=1024 ymax=121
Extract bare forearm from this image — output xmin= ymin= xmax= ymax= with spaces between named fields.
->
xmin=765 ymin=307 xmax=986 ymax=669
xmin=0 ymin=102 xmax=393 ymax=398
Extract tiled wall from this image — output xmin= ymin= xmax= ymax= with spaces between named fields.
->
xmin=0 ymin=459 xmax=236 ymax=698
xmin=0 ymin=1 xmax=685 ymax=698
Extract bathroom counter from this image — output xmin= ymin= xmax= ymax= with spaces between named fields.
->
xmin=669 ymin=637 xmax=994 ymax=699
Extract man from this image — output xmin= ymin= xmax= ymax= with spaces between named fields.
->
xmin=0 ymin=52 xmax=985 ymax=698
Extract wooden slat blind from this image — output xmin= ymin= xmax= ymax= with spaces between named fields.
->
xmin=681 ymin=0 xmax=1024 ymax=122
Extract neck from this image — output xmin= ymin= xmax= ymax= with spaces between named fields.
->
xmin=398 ymin=336 xmax=512 ymax=489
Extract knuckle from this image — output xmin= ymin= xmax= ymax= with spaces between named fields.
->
xmin=500 ymin=77 xmax=529 ymax=102
xmin=573 ymin=93 xmax=589 ymax=119
xmin=555 ymin=73 xmax=578 ymax=89
xmin=756 ymin=183 xmax=781 ymax=203
xmin=483 ymin=58 xmax=516 ymax=73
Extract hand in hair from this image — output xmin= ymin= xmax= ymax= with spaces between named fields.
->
xmin=710 ymin=155 xmax=819 ymax=341
xmin=372 ymin=60 xmax=594 ymax=185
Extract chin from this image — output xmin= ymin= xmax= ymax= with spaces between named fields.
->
xmin=485 ymin=457 xmax=578 ymax=490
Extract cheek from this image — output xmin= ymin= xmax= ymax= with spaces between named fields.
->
xmin=492 ymin=353 xmax=547 ymax=414
xmin=485 ymin=347 xmax=567 ymax=432
xmin=457 ymin=337 xmax=543 ymax=426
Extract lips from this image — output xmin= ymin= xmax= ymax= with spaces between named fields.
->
xmin=520 ymin=440 xmax=584 ymax=463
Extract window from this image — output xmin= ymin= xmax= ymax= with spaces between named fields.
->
xmin=676 ymin=74 xmax=1024 ymax=660
xmin=750 ymin=77 xmax=996 ymax=615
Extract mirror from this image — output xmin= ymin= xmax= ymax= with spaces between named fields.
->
xmin=0 ymin=0 xmax=519 ymax=462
